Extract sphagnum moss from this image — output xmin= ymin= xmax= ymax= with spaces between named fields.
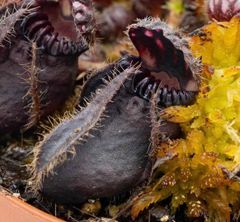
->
xmin=131 ymin=17 xmax=240 ymax=222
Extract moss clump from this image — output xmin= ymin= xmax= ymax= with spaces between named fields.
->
xmin=131 ymin=17 xmax=240 ymax=222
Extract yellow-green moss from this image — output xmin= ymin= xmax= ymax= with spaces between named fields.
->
xmin=131 ymin=17 xmax=240 ymax=222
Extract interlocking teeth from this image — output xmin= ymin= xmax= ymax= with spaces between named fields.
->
xmin=143 ymin=84 xmax=153 ymax=99
xmin=20 ymin=2 xmax=89 ymax=56
xmin=151 ymin=82 xmax=158 ymax=94
xmin=135 ymin=77 xmax=150 ymax=95
xmin=161 ymin=87 xmax=167 ymax=101
xmin=165 ymin=92 xmax=172 ymax=107
xmin=172 ymin=89 xmax=181 ymax=105
xmin=50 ymin=41 xmax=59 ymax=55
xmin=179 ymin=91 xmax=188 ymax=105
xmin=132 ymin=73 xmax=197 ymax=107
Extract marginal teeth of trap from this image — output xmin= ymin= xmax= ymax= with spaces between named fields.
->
xmin=151 ymin=82 xmax=158 ymax=93
xmin=47 ymin=35 xmax=82 ymax=55
xmin=143 ymin=84 xmax=153 ymax=99
xmin=135 ymin=77 xmax=150 ymax=96
xmin=172 ymin=89 xmax=180 ymax=105
xmin=19 ymin=0 xmax=89 ymax=56
xmin=165 ymin=93 xmax=172 ymax=107
xmin=179 ymin=91 xmax=187 ymax=105
xmin=161 ymin=87 xmax=167 ymax=100
xmin=132 ymin=73 xmax=196 ymax=106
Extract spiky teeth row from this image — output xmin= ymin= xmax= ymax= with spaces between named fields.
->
xmin=20 ymin=1 xmax=88 ymax=56
xmin=132 ymin=74 xmax=196 ymax=107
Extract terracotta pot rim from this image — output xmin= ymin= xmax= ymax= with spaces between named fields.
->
xmin=0 ymin=186 xmax=64 ymax=222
